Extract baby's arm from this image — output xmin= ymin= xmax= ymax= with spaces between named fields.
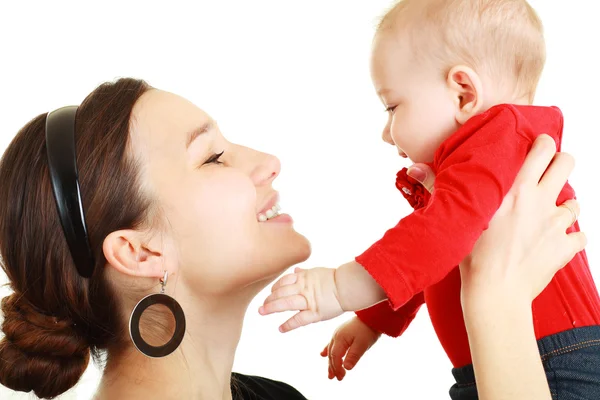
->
xmin=261 ymin=106 xmax=551 ymax=330
xmin=355 ymin=292 xmax=424 ymax=337
xmin=259 ymin=262 xmax=386 ymax=332
xmin=355 ymin=106 xmax=536 ymax=310
xmin=260 ymin=261 xmax=426 ymax=332
xmin=354 ymin=167 xmax=429 ymax=338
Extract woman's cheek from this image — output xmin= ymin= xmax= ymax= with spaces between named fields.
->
xmin=202 ymin=175 xmax=257 ymax=228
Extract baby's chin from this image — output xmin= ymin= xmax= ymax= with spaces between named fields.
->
xmin=404 ymin=151 xmax=436 ymax=165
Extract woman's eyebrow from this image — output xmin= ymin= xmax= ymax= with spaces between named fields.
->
xmin=185 ymin=121 xmax=213 ymax=149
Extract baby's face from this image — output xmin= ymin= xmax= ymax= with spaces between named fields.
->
xmin=371 ymin=32 xmax=460 ymax=163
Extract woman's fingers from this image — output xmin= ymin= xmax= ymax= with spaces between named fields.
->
xmin=513 ymin=134 xmax=556 ymax=188
xmin=540 ymin=152 xmax=575 ymax=199
xmin=566 ymin=231 xmax=588 ymax=259
xmin=556 ymin=199 xmax=580 ymax=230
xmin=546 ymin=231 xmax=587 ymax=280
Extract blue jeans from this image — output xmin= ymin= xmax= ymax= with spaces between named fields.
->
xmin=449 ymin=326 xmax=600 ymax=400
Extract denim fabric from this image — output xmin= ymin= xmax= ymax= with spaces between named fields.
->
xmin=449 ymin=326 xmax=600 ymax=400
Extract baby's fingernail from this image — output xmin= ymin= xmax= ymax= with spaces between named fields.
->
xmin=258 ymin=306 xmax=264 ymax=314
xmin=407 ymin=166 xmax=426 ymax=183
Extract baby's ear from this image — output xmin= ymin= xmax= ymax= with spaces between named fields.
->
xmin=447 ymin=65 xmax=484 ymax=125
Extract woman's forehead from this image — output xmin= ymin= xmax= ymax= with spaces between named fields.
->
xmin=132 ymin=89 xmax=212 ymax=144
xmin=128 ymin=89 xmax=214 ymax=171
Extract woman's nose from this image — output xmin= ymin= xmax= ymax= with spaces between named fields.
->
xmin=249 ymin=150 xmax=281 ymax=186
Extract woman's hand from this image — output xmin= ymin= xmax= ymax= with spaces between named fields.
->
xmin=459 ymin=136 xmax=585 ymax=304
xmin=407 ymin=134 xmax=587 ymax=400
xmin=462 ymin=134 xmax=586 ymax=400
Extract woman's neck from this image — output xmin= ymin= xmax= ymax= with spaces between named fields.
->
xmin=95 ymin=291 xmax=250 ymax=400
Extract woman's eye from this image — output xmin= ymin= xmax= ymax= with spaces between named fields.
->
xmin=202 ymin=151 xmax=225 ymax=166
xmin=385 ymin=105 xmax=397 ymax=113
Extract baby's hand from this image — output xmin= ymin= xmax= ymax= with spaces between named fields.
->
xmin=321 ymin=317 xmax=381 ymax=381
xmin=259 ymin=267 xmax=344 ymax=332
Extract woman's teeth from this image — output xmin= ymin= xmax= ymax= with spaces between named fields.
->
xmin=258 ymin=203 xmax=281 ymax=222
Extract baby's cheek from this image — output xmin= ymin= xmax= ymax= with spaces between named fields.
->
xmin=389 ymin=116 xmax=409 ymax=146
xmin=391 ymin=121 xmax=422 ymax=158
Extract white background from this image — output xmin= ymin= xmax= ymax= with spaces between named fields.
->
xmin=0 ymin=1 xmax=598 ymax=399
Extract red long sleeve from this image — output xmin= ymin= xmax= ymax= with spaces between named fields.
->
xmin=355 ymin=168 xmax=429 ymax=337
xmin=356 ymin=293 xmax=425 ymax=337
xmin=355 ymin=104 xmax=600 ymax=368
xmin=356 ymin=105 xmax=533 ymax=309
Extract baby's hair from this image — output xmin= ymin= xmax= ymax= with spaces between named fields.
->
xmin=377 ymin=0 xmax=546 ymax=102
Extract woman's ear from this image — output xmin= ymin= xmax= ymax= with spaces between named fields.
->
xmin=103 ymin=230 xmax=165 ymax=279
xmin=447 ymin=65 xmax=485 ymax=125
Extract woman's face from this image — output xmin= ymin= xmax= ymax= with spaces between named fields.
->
xmin=130 ymin=90 xmax=311 ymax=295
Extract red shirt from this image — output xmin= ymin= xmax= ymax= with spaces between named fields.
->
xmin=355 ymin=104 xmax=600 ymax=368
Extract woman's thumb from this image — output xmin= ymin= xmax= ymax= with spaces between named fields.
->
xmin=407 ymin=163 xmax=435 ymax=193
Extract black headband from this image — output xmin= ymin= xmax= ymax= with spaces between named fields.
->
xmin=45 ymin=106 xmax=95 ymax=278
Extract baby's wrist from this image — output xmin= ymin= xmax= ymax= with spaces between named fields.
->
xmin=333 ymin=266 xmax=351 ymax=311
xmin=334 ymin=261 xmax=386 ymax=312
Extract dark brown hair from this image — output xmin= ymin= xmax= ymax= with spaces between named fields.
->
xmin=0 ymin=78 xmax=152 ymax=398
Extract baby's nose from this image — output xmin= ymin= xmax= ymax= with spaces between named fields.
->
xmin=382 ymin=128 xmax=394 ymax=145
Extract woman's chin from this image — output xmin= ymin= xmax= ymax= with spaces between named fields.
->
xmin=269 ymin=236 xmax=312 ymax=275
xmin=251 ymin=237 xmax=312 ymax=288
xmin=293 ymin=234 xmax=312 ymax=263
xmin=207 ymin=233 xmax=312 ymax=298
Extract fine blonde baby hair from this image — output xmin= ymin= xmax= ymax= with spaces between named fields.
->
xmin=378 ymin=0 xmax=546 ymax=102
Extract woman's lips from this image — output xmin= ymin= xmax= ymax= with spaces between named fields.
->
xmin=257 ymin=192 xmax=286 ymax=222
xmin=258 ymin=192 xmax=279 ymax=216
xmin=264 ymin=213 xmax=293 ymax=223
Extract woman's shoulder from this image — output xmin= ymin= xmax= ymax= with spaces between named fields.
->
xmin=231 ymin=372 xmax=307 ymax=400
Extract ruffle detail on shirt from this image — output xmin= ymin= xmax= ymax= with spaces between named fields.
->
xmin=395 ymin=167 xmax=429 ymax=210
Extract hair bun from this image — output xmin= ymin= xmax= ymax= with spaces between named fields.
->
xmin=0 ymin=294 xmax=90 ymax=399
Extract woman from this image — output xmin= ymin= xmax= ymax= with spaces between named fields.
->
xmin=0 ymin=78 xmax=310 ymax=399
xmin=0 ymin=78 xmax=585 ymax=399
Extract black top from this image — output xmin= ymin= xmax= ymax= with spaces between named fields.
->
xmin=232 ymin=373 xmax=307 ymax=400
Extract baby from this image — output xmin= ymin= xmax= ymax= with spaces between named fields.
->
xmin=261 ymin=0 xmax=600 ymax=396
